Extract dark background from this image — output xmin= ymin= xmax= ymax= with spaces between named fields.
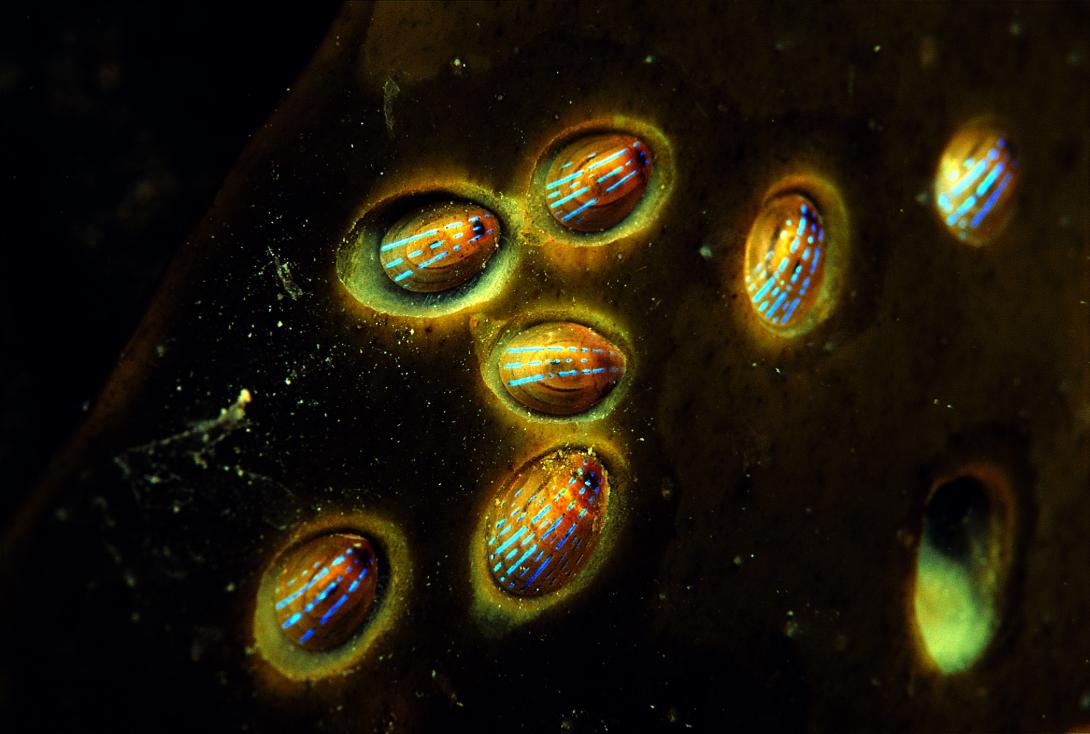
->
xmin=0 ymin=5 xmax=341 ymax=525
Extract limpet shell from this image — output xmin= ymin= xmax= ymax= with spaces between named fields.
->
xmin=379 ymin=201 xmax=500 ymax=292
xmin=484 ymin=448 xmax=609 ymax=596
xmin=499 ymin=322 xmax=626 ymax=416
xmin=272 ymin=533 xmax=379 ymax=651
xmin=543 ymin=132 xmax=652 ymax=232
xmin=934 ymin=125 xmax=1018 ymax=245
xmin=744 ymin=192 xmax=826 ymax=331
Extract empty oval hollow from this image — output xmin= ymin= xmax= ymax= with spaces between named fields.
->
xmin=913 ymin=471 xmax=1011 ymax=674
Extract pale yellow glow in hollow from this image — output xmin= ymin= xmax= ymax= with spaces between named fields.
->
xmin=913 ymin=540 xmax=998 ymax=674
xmin=911 ymin=469 xmax=1011 ymax=675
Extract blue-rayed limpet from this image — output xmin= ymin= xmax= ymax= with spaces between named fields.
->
xmin=744 ymin=192 xmax=826 ymax=331
xmin=544 ymin=132 xmax=652 ymax=232
xmin=379 ymin=201 xmax=500 ymax=292
xmin=499 ymin=322 xmax=625 ymax=416
xmin=484 ymin=448 xmax=609 ymax=596
xmin=934 ymin=125 xmax=1018 ymax=245
xmin=273 ymin=533 xmax=379 ymax=651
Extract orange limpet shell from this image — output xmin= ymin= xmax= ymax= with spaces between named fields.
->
xmin=379 ymin=201 xmax=500 ymax=292
xmin=499 ymin=322 xmax=626 ymax=416
xmin=543 ymin=132 xmax=652 ymax=232
xmin=934 ymin=125 xmax=1018 ymax=245
xmin=272 ymin=533 xmax=379 ymax=652
xmin=744 ymin=192 xmax=826 ymax=330
xmin=484 ymin=448 xmax=609 ymax=596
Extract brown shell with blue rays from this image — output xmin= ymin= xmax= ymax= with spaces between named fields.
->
xmin=933 ymin=124 xmax=1019 ymax=246
xmin=272 ymin=533 xmax=379 ymax=652
xmin=498 ymin=322 xmax=626 ymax=416
xmin=543 ymin=132 xmax=652 ymax=232
xmin=744 ymin=192 xmax=826 ymax=331
xmin=2 ymin=3 xmax=1089 ymax=734
xmin=379 ymin=201 xmax=500 ymax=292
xmin=484 ymin=448 xmax=609 ymax=596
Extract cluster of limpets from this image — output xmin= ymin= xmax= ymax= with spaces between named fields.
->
xmin=257 ymin=119 xmax=1021 ymax=678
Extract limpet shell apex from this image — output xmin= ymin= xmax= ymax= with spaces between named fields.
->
xmin=499 ymin=322 xmax=626 ymax=416
xmin=544 ymin=132 xmax=652 ymax=232
xmin=485 ymin=449 xmax=609 ymax=596
xmin=272 ymin=533 xmax=379 ymax=651
xmin=379 ymin=201 xmax=500 ymax=292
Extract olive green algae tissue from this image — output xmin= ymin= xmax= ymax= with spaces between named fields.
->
xmin=1 ymin=2 xmax=1089 ymax=732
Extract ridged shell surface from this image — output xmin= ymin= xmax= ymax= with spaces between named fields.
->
xmin=484 ymin=449 xmax=609 ymax=596
xmin=543 ymin=133 xmax=652 ymax=232
xmin=499 ymin=322 xmax=625 ymax=416
xmin=379 ymin=201 xmax=500 ymax=292
xmin=744 ymin=193 xmax=826 ymax=330
xmin=273 ymin=533 xmax=379 ymax=651
xmin=934 ymin=126 xmax=1018 ymax=245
